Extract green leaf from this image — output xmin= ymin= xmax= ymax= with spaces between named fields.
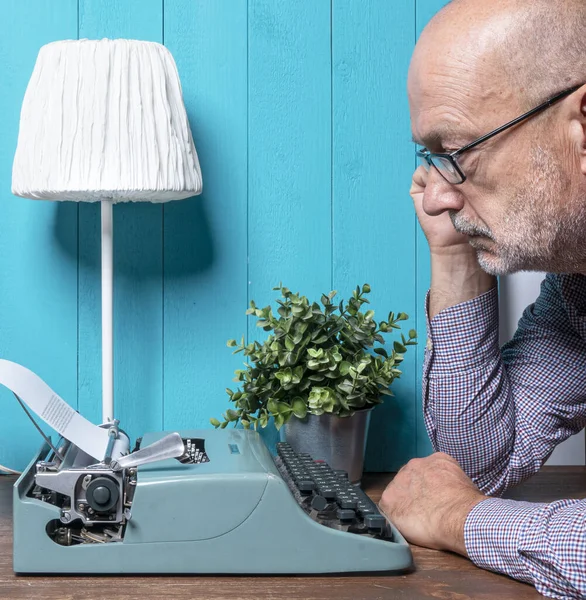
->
xmin=296 ymin=321 xmax=309 ymax=335
xmin=308 ymin=374 xmax=325 ymax=382
xmin=409 ymin=329 xmax=417 ymax=339
xmin=210 ymin=418 xmax=221 ymax=428
xmin=291 ymin=397 xmax=307 ymax=418
xmin=278 ymin=350 xmax=296 ymax=367
xmin=299 ymin=379 xmax=313 ymax=390
xmin=285 ymin=336 xmax=295 ymax=351
xmin=339 ymin=361 xmax=351 ymax=376
xmin=293 ymin=365 xmax=304 ymax=383
xmin=362 ymin=283 xmax=371 ymax=294
xmin=227 ymin=339 xmax=238 ymax=347
xmin=364 ymin=310 xmax=375 ymax=321
xmin=275 ymin=367 xmax=293 ymax=385
xmin=275 ymin=401 xmax=293 ymax=415
xmin=393 ymin=341 xmax=407 ymax=353
xmin=226 ymin=409 xmax=239 ymax=422
xmin=374 ymin=348 xmax=388 ymax=358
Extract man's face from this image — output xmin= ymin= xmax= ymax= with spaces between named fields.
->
xmin=408 ymin=29 xmax=586 ymax=275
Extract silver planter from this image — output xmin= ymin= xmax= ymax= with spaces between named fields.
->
xmin=280 ymin=409 xmax=372 ymax=484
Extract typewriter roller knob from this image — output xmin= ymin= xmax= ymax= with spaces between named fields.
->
xmin=86 ymin=476 xmax=119 ymax=513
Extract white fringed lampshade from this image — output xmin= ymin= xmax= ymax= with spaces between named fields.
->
xmin=12 ymin=38 xmax=203 ymax=202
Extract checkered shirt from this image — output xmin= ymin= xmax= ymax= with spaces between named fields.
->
xmin=423 ymin=273 xmax=586 ymax=599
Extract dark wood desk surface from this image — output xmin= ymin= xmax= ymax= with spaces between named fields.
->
xmin=0 ymin=467 xmax=584 ymax=599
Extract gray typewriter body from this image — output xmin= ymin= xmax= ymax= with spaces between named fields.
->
xmin=13 ymin=428 xmax=412 ymax=574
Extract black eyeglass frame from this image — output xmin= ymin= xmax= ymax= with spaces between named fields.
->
xmin=416 ymin=83 xmax=584 ymax=184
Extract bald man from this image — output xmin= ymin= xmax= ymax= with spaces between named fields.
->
xmin=379 ymin=1 xmax=586 ymax=598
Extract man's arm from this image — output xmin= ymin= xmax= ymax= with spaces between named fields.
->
xmin=428 ymin=247 xmax=496 ymax=319
xmin=424 ymin=273 xmax=586 ymax=495
xmin=466 ymin=496 xmax=586 ymax=599
xmin=380 ymin=453 xmax=586 ymax=600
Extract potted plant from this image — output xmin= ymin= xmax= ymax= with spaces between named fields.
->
xmin=211 ymin=283 xmax=417 ymax=482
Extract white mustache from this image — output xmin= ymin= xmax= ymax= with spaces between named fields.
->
xmin=449 ymin=211 xmax=494 ymax=240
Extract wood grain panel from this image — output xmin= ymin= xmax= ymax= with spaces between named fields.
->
xmin=247 ymin=0 xmax=332 ymax=451
xmin=333 ymin=0 xmax=417 ymax=470
xmin=0 ymin=0 xmax=78 ymax=471
xmin=162 ymin=0 xmax=248 ymax=431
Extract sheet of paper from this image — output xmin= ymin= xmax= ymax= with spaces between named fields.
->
xmin=0 ymin=359 xmax=110 ymax=460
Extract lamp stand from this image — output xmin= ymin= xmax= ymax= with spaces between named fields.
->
xmin=101 ymin=200 xmax=114 ymax=423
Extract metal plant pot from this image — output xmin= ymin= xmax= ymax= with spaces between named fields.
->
xmin=280 ymin=409 xmax=372 ymax=484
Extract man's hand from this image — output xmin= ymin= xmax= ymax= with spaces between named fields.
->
xmin=410 ymin=166 xmax=497 ymax=318
xmin=379 ymin=452 xmax=486 ymax=556
xmin=410 ymin=165 xmax=470 ymax=253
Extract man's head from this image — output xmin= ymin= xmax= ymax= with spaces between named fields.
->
xmin=409 ymin=0 xmax=586 ymax=275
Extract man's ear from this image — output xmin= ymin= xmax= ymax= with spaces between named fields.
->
xmin=572 ymin=88 xmax=586 ymax=176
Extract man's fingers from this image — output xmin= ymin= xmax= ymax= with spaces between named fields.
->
xmin=410 ymin=165 xmax=428 ymax=195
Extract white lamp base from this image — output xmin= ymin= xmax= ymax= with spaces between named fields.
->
xmin=101 ymin=200 xmax=114 ymax=423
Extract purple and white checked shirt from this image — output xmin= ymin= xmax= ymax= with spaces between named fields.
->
xmin=423 ymin=273 xmax=586 ymax=599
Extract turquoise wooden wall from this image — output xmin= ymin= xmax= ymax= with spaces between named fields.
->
xmin=0 ymin=0 xmax=448 ymax=472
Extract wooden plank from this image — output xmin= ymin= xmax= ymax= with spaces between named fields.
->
xmin=162 ymin=1 xmax=248 ymax=432
xmin=77 ymin=0 xmax=164 ymax=443
xmin=333 ymin=0 xmax=417 ymax=471
xmin=414 ymin=0 xmax=451 ymax=458
xmin=0 ymin=0 xmax=78 ymax=470
xmin=248 ymin=0 xmax=332 ymax=451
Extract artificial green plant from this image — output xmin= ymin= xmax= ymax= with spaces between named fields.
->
xmin=211 ymin=284 xmax=417 ymax=431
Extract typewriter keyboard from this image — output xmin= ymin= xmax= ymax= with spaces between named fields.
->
xmin=275 ymin=442 xmax=392 ymax=540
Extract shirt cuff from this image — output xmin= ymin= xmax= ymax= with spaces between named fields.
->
xmin=425 ymin=287 xmax=500 ymax=371
xmin=464 ymin=497 xmax=544 ymax=584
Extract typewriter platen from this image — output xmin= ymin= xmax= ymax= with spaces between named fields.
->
xmin=13 ymin=427 xmax=412 ymax=574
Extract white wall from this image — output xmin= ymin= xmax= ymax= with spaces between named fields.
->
xmin=498 ymin=272 xmax=585 ymax=466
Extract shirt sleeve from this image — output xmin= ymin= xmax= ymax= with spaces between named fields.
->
xmin=423 ymin=274 xmax=586 ymax=495
xmin=465 ymin=497 xmax=586 ymax=600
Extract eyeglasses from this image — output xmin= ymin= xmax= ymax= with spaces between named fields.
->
xmin=416 ymin=83 xmax=584 ymax=184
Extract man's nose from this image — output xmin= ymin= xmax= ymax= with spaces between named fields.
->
xmin=422 ymin=168 xmax=466 ymax=216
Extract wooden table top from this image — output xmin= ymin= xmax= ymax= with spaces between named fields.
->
xmin=1 ymin=466 xmax=584 ymax=599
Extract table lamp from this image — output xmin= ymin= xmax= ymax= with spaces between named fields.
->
xmin=11 ymin=39 xmax=203 ymax=424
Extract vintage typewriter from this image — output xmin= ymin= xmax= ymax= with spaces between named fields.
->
xmin=13 ymin=425 xmax=412 ymax=574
